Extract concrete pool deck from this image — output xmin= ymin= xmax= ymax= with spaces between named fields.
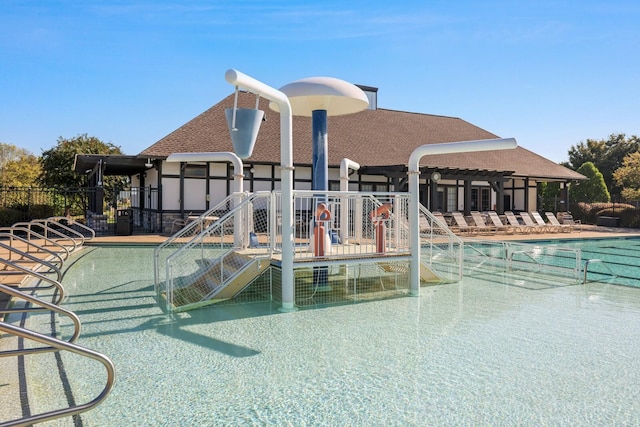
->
xmin=87 ymin=223 xmax=640 ymax=245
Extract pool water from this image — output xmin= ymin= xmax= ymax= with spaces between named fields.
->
xmin=7 ymin=239 xmax=640 ymax=426
xmin=512 ymin=237 xmax=640 ymax=287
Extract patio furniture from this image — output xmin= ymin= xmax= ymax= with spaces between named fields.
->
xmin=519 ymin=212 xmax=547 ymax=233
xmin=451 ymin=212 xmax=480 ymax=235
xmin=504 ymin=211 xmax=531 ymax=234
xmin=545 ymin=212 xmax=579 ymax=233
xmin=469 ymin=211 xmax=497 ymax=235
xmin=487 ymin=211 xmax=515 ymax=234
xmin=530 ymin=211 xmax=559 ymax=233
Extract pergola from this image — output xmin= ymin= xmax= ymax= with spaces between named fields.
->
xmin=360 ymin=165 xmax=515 ymax=214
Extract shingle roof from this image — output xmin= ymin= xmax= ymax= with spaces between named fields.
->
xmin=141 ymin=91 xmax=584 ymax=181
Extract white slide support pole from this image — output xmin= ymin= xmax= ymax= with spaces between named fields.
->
xmin=225 ymin=69 xmax=296 ymax=312
xmin=408 ymin=138 xmax=517 ymax=295
xmin=166 ymin=152 xmax=245 ymax=247
xmin=339 ymin=158 xmax=360 ymax=243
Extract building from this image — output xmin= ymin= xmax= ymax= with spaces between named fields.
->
xmin=76 ymin=85 xmax=584 ymax=233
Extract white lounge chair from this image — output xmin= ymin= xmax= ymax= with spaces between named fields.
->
xmin=451 ymin=212 xmax=480 ymax=235
xmin=504 ymin=211 xmax=531 ymax=234
xmin=487 ymin=211 xmax=514 ymax=234
xmin=545 ymin=212 xmax=579 ymax=233
xmin=519 ymin=212 xmax=547 ymax=233
xmin=470 ymin=211 xmax=497 ymax=235
xmin=530 ymin=211 xmax=559 ymax=233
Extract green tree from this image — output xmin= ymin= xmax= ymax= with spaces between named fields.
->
xmin=39 ymin=134 xmax=123 ymax=188
xmin=0 ymin=143 xmax=41 ymax=187
xmin=571 ymin=162 xmax=610 ymax=203
xmin=566 ymin=133 xmax=640 ymax=198
xmin=39 ymin=134 xmax=127 ymax=213
xmin=538 ymin=181 xmax=562 ymax=212
xmin=613 ymin=151 xmax=640 ymax=201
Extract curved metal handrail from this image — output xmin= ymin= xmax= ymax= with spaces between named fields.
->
xmin=12 ymin=221 xmax=79 ymax=252
xmin=0 ymin=321 xmax=115 ymax=427
xmin=0 ymin=259 xmax=65 ymax=305
xmin=583 ymin=258 xmax=619 ymax=285
xmin=0 ymin=244 xmax=62 ymax=282
xmin=46 ymin=216 xmax=96 ymax=240
xmin=0 ymin=284 xmax=80 ymax=355
xmin=30 ymin=219 xmax=86 ymax=246
xmin=0 ymin=233 xmax=65 ymax=267
xmin=0 ymin=226 xmax=71 ymax=260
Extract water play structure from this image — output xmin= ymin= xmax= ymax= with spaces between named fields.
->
xmin=153 ymin=69 xmax=518 ymax=313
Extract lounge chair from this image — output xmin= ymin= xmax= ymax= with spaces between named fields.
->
xmin=530 ymin=211 xmax=559 ymax=233
xmin=545 ymin=212 xmax=579 ymax=233
xmin=519 ymin=212 xmax=547 ymax=233
xmin=504 ymin=211 xmax=531 ymax=234
xmin=469 ymin=211 xmax=497 ymax=235
xmin=451 ymin=212 xmax=479 ymax=235
xmin=487 ymin=211 xmax=514 ymax=234
xmin=429 ymin=212 xmax=449 ymax=229
xmin=431 ymin=212 xmax=457 ymax=233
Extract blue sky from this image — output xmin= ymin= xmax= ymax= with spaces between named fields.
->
xmin=1 ymin=1 xmax=638 ymax=163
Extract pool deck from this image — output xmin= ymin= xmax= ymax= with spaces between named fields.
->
xmin=86 ymin=223 xmax=640 ymax=245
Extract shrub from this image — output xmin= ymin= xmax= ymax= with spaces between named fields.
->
xmin=29 ymin=204 xmax=56 ymax=220
xmin=619 ymin=209 xmax=640 ymax=228
xmin=569 ymin=202 xmax=636 ymax=225
xmin=0 ymin=207 xmax=28 ymax=227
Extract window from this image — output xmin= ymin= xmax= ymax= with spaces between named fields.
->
xmin=446 ymin=187 xmax=457 ymax=212
xmin=184 ymin=165 xmax=206 ymax=178
xmin=471 ymin=187 xmax=491 ymax=211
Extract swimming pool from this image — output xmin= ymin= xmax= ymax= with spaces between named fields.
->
xmin=529 ymin=237 xmax=640 ymax=287
xmin=3 ymin=238 xmax=640 ymax=425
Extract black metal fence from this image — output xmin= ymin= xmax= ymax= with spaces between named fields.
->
xmin=0 ymin=186 xmax=161 ymax=235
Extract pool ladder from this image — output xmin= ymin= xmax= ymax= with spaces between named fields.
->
xmin=0 ymin=233 xmax=114 ymax=426
xmin=583 ymin=258 xmax=619 ymax=285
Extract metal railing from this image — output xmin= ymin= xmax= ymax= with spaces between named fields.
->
xmin=417 ymin=205 xmax=464 ymax=282
xmin=45 ymin=216 xmax=96 ymax=240
xmin=464 ymin=239 xmax=582 ymax=283
xmin=0 ymin=252 xmax=114 ymax=426
xmin=0 ymin=233 xmax=65 ymax=268
xmin=12 ymin=221 xmax=79 ymax=252
xmin=0 ymin=226 xmax=71 ymax=260
xmin=0 ymin=321 xmax=115 ymax=427
xmin=29 ymin=218 xmax=87 ymax=245
xmin=156 ymin=191 xmax=465 ymax=311
xmin=154 ymin=192 xmax=254 ymax=292
xmin=0 ymin=284 xmax=81 ymax=355
xmin=158 ymin=192 xmax=270 ymax=312
xmin=0 ymin=259 xmax=65 ymax=305
xmin=285 ymin=191 xmax=411 ymax=260
xmin=0 ymin=242 xmax=62 ymax=281
xmin=583 ymin=258 xmax=619 ymax=285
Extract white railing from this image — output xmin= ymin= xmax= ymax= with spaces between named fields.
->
xmin=157 ymin=190 xmax=468 ymax=312
xmin=283 ymin=191 xmax=410 ymax=261
xmin=157 ymin=192 xmax=273 ymax=312
xmin=464 ymin=239 xmax=582 ymax=283
xmin=417 ymin=205 xmax=464 ymax=282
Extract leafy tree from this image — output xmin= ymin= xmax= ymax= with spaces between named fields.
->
xmin=567 ymin=133 xmax=640 ymax=198
xmin=613 ymin=151 xmax=640 ymax=201
xmin=39 ymin=134 xmax=127 ymax=213
xmin=39 ymin=134 xmax=124 ymax=188
xmin=570 ymin=162 xmax=610 ymax=203
xmin=538 ymin=181 xmax=562 ymax=212
xmin=0 ymin=143 xmax=41 ymax=187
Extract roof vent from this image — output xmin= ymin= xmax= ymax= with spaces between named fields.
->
xmin=356 ymin=85 xmax=378 ymax=110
